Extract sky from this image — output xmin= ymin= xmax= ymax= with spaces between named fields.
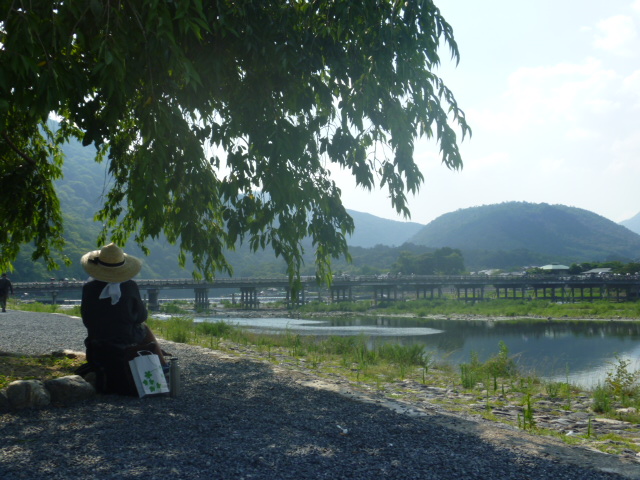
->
xmin=332 ymin=0 xmax=640 ymax=226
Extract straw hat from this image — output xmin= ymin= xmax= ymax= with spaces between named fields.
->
xmin=81 ymin=243 xmax=142 ymax=283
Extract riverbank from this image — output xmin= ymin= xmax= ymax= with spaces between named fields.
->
xmin=256 ymin=310 xmax=640 ymax=323
xmin=0 ymin=310 xmax=639 ymax=479
xmin=194 ymin=298 xmax=640 ymax=322
xmin=144 ymin=308 xmax=640 ymax=461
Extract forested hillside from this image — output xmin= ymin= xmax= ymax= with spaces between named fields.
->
xmin=621 ymin=212 xmax=640 ymax=235
xmin=345 ymin=211 xmax=423 ymax=247
xmin=409 ymin=202 xmax=640 ymax=264
xmin=11 ymin=137 xmax=206 ymax=281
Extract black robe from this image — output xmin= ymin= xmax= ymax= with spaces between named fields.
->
xmin=81 ymin=279 xmax=148 ymax=354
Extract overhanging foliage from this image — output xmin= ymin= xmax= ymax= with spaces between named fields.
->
xmin=0 ymin=0 xmax=470 ymax=285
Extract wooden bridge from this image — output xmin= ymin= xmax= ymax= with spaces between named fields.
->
xmin=13 ymin=274 xmax=640 ymax=310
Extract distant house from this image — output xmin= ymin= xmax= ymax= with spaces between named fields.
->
xmin=540 ymin=264 xmax=570 ymax=273
xmin=477 ymin=269 xmax=499 ymax=276
xmin=582 ymin=268 xmax=612 ymax=276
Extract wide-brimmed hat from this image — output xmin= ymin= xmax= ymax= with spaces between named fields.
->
xmin=81 ymin=243 xmax=142 ymax=283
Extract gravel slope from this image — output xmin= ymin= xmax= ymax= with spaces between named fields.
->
xmin=0 ymin=310 xmax=638 ymax=480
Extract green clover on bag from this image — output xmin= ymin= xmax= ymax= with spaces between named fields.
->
xmin=140 ymin=368 xmax=166 ymax=393
xmin=142 ymin=370 xmax=154 ymax=388
xmin=141 ymin=369 xmax=165 ymax=392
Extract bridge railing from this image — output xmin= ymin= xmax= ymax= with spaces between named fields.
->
xmin=13 ymin=273 xmax=640 ymax=292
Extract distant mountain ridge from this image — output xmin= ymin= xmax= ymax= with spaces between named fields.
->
xmin=409 ymin=202 xmax=640 ymax=263
xmin=621 ymin=212 xmax=640 ymax=235
xmin=11 ymin=132 xmax=639 ymax=280
xmin=345 ymin=210 xmax=424 ymax=247
xmin=10 ymin=136 xmax=424 ymax=281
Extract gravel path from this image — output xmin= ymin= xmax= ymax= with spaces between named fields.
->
xmin=1 ymin=310 xmax=639 ymax=480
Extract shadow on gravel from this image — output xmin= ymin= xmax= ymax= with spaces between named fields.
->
xmin=2 ymin=349 xmax=634 ymax=479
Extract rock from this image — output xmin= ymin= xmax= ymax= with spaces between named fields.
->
xmin=593 ymin=417 xmax=627 ymax=425
xmin=1 ymin=375 xmax=96 ymax=410
xmin=0 ymin=389 xmax=9 ymax=411
xmin=566 ymin=411 xmax=590 ymax=420
xmin=6 ymin=379 xmax=51 ymax=409
xmin=616 ymin=407 xmax=638 ymax=415
xmin=44 ymin=375 xmax=95 ymax=405
xmin=48 ymin=349 xmax=86 ymax=360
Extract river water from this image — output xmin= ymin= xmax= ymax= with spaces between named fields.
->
xmin=194 ymin=315 xmax=640 ymax=389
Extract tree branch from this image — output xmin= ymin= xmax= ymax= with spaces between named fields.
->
xmin=1 ymin=132 xmax=38 ymax=167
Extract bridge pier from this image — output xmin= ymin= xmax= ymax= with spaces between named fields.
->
xmin=531 ymin=285 xmax=566 ymax=301
xmin=286 ymin=287 xmax=306 ymax=308
xmin=147 ymin=288 xmax=160 ymax=311
xmin=455 ymin=285 xmax=484 ymax=301
xmin=194 ymin=287 xmax=209 ymax=311
xmin=240 ymin=287 xmax=258 ymax=309
xmin=608 ymin=286 xmax=635 ymax=302
xmin=330 ymin=285 xmax=352 ymax=303
xmin=416 ymin=286 xmax=442 ymax=299
xmin=495 ymin=284 xmax=527 ymax=299
xmin=569 ymin=285 xmax=596 ymax=302
xmin=569 ymin=286 xmax=578 ymax=302
xmin=372 ymin=285 xmax=397 ymax=305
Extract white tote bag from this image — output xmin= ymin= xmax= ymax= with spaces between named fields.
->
xmin=128 ymin=351 xmax=169 ymax=398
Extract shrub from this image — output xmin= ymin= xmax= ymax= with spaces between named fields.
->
xmin=163 ymin=316 xmax=194 ymax=343
xmin=460 ymin=363 xmax=482 ymax=389
xmin=592 ymin=383 xmax=612 ymax=414
xmin=460 ymin=351 xmax=482 ymax=389
xmin=484 ymin=341 xmax=517 ymax=379
xmin=161 ymin=301 xmax=187 ymax=314
xmin=605 ymin=355 xmax=639 ymax=400
xmin=196 ymin=320 xmax=234 ymax=337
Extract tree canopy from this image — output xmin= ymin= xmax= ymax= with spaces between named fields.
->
xmin=0 ymin=0 xmax=470 ymax=284
xmin=392 ymin=247 xmax=464 ymax=275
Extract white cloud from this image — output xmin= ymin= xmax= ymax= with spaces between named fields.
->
xmin=565 ymin=127 xmax=597 ymax=141
xmin=538 ymin=156 xmax=567 ymax=174
xmin=632 ymin=0 xmax=640 ymax=13
xmin=593 ymin=15 xmax=637 ymax=56
xmin=476 ymin=59 xmax=618 ymax=135
xmin=610 ymin=133 xmax=640 ymax=171
xmin=622 ymin=69 xmax=640 ymax=106
xmin=464 ymin=151 xmax=510 ymax=172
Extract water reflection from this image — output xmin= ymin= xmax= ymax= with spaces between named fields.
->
xmin=197 ymin=317 xmax=442 ymax=337
xmin=196 ymin=315 xmax=640 ymax=388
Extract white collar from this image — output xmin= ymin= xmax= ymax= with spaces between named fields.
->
xmin=98 ymin=282 xmax=122 ymax=305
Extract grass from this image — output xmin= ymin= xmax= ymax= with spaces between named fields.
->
xmin=0 ymin=302 xmax=85 ymax=390
xmin=300 ymin=298 xmax=640 ymax=320
xmin=0 ymin=353 xmax=85 ymax=390
xmin=148 ymin=315 xmax=433 ymax=381
xmin=7 ymin=300 xmax=81 ymax=317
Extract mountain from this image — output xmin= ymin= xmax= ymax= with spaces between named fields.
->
xmin=13 ymin=131 xmax=638 ymax=281
xmin=408 ymin=202 xmax=640 ymax=265
xmin=345 ymin=210 xmax=424 ymax=247
xmin=10 ymin=136 xmax=421 ymax=281
xmin=621 ymin=212 xmax=640 ymax=235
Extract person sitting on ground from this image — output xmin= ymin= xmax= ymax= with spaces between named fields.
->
xmin=80 ymin=243 xmax=167 ymax=394
xmin=0 ymin=273 xmax=13 ymax=313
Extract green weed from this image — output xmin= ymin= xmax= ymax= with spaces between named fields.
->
xmin=592 ymin=383 xmax=612 ymax=414
xmin=605 ymin=355 xmax=639 ymax=400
